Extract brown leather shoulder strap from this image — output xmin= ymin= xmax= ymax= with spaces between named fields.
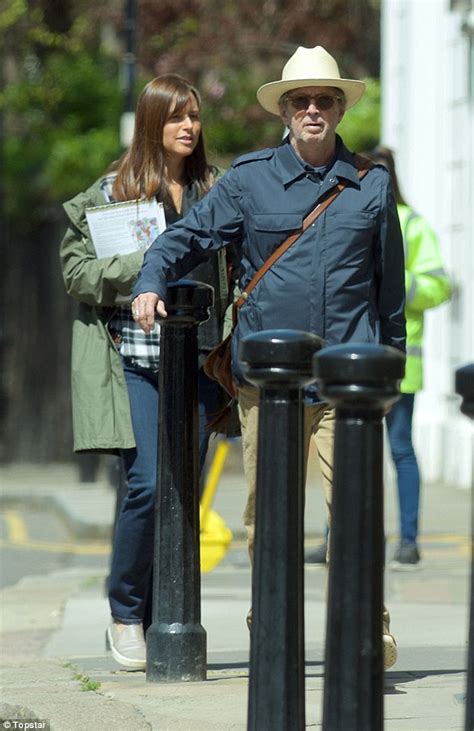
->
xmin=232 ymin=157 xmax=372 ymax=319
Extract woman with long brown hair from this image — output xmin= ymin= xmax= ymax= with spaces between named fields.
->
xmin=60 ymin=74 xmax=232 ymax=669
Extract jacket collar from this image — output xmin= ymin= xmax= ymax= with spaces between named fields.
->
xmin=276 ymin=134 xmax=362 ymax=190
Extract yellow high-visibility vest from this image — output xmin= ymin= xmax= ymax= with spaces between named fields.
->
xmin=398 ymin=204 xmax=451 ymax=393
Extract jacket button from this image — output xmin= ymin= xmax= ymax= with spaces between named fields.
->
xmin=329 ymin=177 xmax=336 ymax=183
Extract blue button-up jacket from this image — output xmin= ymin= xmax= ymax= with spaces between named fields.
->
xmin=133 ymin=136 xmax=406 ymax=384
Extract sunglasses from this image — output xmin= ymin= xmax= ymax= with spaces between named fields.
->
xmin=287 ymin=93 xmax=342 ymax=112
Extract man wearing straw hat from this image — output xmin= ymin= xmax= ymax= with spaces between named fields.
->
xmin=132 ymin=45 xmax=406 ymax=670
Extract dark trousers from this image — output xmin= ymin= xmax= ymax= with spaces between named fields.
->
xmin=108 ymin=361 xmax=219 ymax=623
xmin=385 ymin=393 xmax=421 ymax=545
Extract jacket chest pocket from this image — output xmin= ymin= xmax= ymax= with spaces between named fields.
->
xmin=249 ymin=213 xmax=303 ymax=260
xmin=324 ymin=212 xmax=377 ymax=266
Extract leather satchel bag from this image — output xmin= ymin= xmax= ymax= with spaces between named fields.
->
xmin=204 ymin=158 xmax=372 ymax=405
xmin=204 ymin=329 xmax=235 ymax=398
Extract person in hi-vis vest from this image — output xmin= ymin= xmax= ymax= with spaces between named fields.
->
xmin=367 ymin=145 xmax=451 ymax=569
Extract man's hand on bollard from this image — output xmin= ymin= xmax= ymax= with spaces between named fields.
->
xmin=132 ymin=292 xmax=168 ymax=333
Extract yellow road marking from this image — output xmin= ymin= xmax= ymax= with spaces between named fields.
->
xmin=1 ymin=510 xmax=110 ymax=555
xmin=0 ymin=538 xmax=111 ymax=555
xmin=3 ymin=510 xmax=29 ymax=543
xmin=391 ymin=533 xmax=471 ymax=545
xmin=0 ymin=510 xmax=470 ymax=557
xmin=304 ymin=534 xmax=471 ymax=547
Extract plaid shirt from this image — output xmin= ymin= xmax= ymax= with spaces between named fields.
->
xmin=101 ymin=174 xmax=161 ymax=370
xmin=108 ymin=308 xmax=161 ymax=371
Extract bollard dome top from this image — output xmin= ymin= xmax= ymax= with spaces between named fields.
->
xmin=166 ymin=280 xmax=214 ymax=309
xmin=239 ymin=329 xmax=324 ymax=368
xmin=313 ymin=343 xmax=405 ymax=384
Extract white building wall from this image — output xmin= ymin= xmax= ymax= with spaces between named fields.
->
xmin=381 ymin=0 xmax=473 ymax=488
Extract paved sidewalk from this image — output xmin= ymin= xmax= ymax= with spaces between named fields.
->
xmin=0 ymin=445 xmax=472 ymax=730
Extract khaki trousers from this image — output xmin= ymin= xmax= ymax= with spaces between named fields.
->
xmin=238 ymin=384 xmax=335 ymax=562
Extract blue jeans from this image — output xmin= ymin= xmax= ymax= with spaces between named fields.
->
xmin=385 ymin=393 xmax=420 ymax=545
xmin=108 ymin=360 xmax=220 ymax=623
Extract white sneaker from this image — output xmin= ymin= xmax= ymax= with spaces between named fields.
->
xmin=106 ymin=622 xmax=146 ymax=670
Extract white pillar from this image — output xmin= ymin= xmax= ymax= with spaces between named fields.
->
xmin=381 ymin=0 xmax=474 ymax=488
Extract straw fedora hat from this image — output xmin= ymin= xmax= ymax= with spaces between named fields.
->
xmin=257 ymin=45 xmax=366 ymax=115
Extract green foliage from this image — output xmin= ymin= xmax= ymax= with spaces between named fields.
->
xmin=46 ymin=128 xmax=121 ymax=199
xmin=2 ymin=2 xmax=381 ymax=226
xmin=4 ymin=49 xmax=121 ymax=226
xmin=337 ymin=78 xmax=380 ymax=153
xmin=201 ymin=66 xmax=285 ymax=160
xmin=0 ymin=0 xmax=26 ymax=32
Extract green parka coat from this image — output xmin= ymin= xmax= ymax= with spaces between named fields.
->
xmin=60 ymin=176 xmax=230 ymax=453
xmin=61 ymin=178 xmax=145 ymax=452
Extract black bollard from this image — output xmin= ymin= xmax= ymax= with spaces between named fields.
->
xmin=313 ymin=343 xmax=405 ymax=731
xmin=146 ymin=281 xmax=213 ymax=683
xmin=239 ymin=329 xmax=324 ymax=731
xmin=455 ymin=363 xmax=474 ymax=731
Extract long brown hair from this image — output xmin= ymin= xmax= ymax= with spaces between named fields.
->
xmin=365 ymin=145 xmax=407 ymax=206
xmin=112 ymin=74 xmax=214 ymax=206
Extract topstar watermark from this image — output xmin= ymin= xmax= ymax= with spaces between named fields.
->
xmin=2 ymin=722 xmax=50 ymax=730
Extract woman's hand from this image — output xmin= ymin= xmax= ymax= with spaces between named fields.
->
xmin=131 ymin=293 xmax=168 ymax=333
